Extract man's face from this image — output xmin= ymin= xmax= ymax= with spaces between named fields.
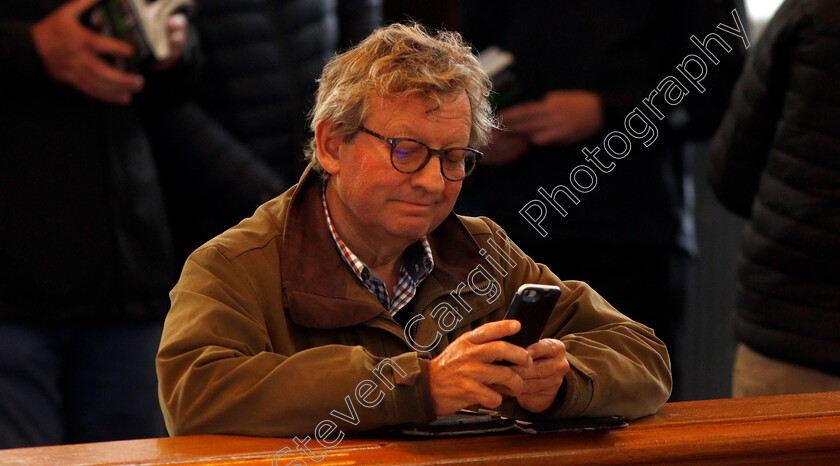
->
xmin=324 ymin=92 xmax=471 ymax=250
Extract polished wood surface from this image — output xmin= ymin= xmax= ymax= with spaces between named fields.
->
xmin=2 ymin=391 xmax=840 ymax=465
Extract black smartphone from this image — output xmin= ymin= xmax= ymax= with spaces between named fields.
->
xmin=495 ymin=284 xmax=562 ymax=365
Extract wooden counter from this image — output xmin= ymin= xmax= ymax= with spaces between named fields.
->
xmin=2 ymin=391 xmax=840 ymax=465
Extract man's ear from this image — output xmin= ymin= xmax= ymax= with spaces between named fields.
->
xmin=315 ymin=120 xmax=343 ymax=175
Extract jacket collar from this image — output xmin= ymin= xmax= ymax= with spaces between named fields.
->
xmin=280 ymin=166 xmax=484 ymax=329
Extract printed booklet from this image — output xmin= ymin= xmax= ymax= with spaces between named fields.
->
xmin=84 ymin=0 xmax=192 ymax=68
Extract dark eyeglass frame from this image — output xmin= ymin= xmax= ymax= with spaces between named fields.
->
xmin=358 ymin=126 xmax=483 ymax=181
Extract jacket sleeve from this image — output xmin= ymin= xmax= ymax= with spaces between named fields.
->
xmin=140 ymin=13 xmax=287 ymax=226
xmin=708 ymin=0 xmax=805 ymax=218
xmin=157 ymin=246 xmax=433 ymax=437
xmin=475 ymin=220 xmax=671 ymax=421
xmin=144 ymin=101 xmax=288 ymax=218
xmin=539 ymin=280 xmax=671 ymax=420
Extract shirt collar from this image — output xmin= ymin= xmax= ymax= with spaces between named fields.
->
xmin=321 ymin=181 xmax=435 ymax=311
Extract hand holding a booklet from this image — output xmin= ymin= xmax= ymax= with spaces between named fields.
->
xmin=31 ymin=0 xmax=188 ymax=105
xmin=501 ymin=90 xmax=604 ymax=147
xmin=483 ymin=90 xmax=605 ymax=166
xmin=477 ymin=47 xmax=604 ymax=164
xmin=479 ymin=128 xmax=530 ymax=166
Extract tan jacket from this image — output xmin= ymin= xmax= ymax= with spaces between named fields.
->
xmin=157 ymin=168 xmax=671 ymax=437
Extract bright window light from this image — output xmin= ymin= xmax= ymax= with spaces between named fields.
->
xmin=745 ymin=0 xmax=785 ymax=23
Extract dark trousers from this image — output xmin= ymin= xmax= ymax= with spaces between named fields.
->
xmin=0 ymin=322 xmax=166 ymax=448
xmin=520 ymin=241 xmax=689 ymax=401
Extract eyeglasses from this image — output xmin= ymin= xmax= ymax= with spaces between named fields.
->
xmin=358 ymin=127 xmax=483 ymax=181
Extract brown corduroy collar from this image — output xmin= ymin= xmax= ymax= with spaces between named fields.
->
xmin=280 ymin=167 xmax=484 ymax=329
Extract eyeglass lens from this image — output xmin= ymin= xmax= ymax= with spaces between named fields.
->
xmin=392 ymin=140 xmax=475 ymax=180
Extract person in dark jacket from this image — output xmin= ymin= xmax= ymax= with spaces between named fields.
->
xmin=0 ymin=0 xmax=193 ymax=448
xmin=145 ymin=0 xmax=382 ymax=263
xmin=457 ymin=0 xmax=746 ymax=400
xmin=709 ymin=0 xmax=840 ymax=396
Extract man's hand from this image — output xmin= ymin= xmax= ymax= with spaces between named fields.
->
xmin=150 ymin=13 xmax=188 ymax=71
xmin=479 ymin=128 xmax=530 ymax=166
xmin=500 ymin=90 xmax=604 ymax=146
xmin=511 ymin=338 xmax=570 ymax=413
xmin=428 ymin=320 xmax=533 ymax=416
xmin=31 ymin=0 xmax=145 ymax=105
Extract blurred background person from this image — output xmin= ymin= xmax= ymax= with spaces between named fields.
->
xmin=145 ymin=0 xmax=382 ymax=263
xmin=454 ymin=0 xmax=746 ymax=401
xmin=0 ymin=0 xmax=193 ymax=448
xmin=709 ymin=0 xmax=840 ymax=397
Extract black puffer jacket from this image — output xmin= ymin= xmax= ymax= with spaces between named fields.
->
xmin=146 ymin=0 xmax=381 ymax=261
xmin=0 ymin=0 xmax=195 ymax=322
xmin=709 ymin=0 xmax=840 ymax=374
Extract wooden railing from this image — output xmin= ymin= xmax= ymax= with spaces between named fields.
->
xmin=2 ymin=391 xmax=839 ymax=465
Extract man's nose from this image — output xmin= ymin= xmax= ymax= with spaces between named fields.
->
xmin=411 ymin=155 xmax=447 ymax=193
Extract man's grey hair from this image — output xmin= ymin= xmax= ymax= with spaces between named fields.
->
xmin=304 ymin=23 xmax=496 ymax=177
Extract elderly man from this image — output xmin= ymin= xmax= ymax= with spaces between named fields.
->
xmin=157 ymin=24 xmax=671 ymax=438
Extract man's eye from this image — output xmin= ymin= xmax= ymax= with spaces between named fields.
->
xmin=394 ymin=141 xmax=425 ymax=159
xmin=444 ymin=150 xmax=467 ymax=166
